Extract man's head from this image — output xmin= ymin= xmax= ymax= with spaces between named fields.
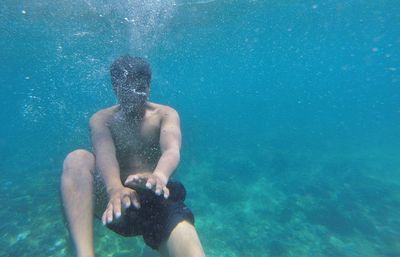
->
xmin=110 ymin=55 xmax=152 ymax=114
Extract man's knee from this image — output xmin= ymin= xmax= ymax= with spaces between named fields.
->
xmin=63 ymin=149 xmax=95 ymax=175
xmin=161 ymin=221 xmax=205 ymax=257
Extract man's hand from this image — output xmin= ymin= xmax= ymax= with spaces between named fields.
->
xmin=125 ymin=172 xmax=170 ymax=199
xmin=102 ymin=186 xmax=140 ymax=225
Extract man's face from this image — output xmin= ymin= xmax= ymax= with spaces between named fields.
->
xmin=116 ymin=78 xmax=149 ymax=113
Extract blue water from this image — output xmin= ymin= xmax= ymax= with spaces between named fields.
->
xmin=1 ymin=1 xmax=399 ymax=256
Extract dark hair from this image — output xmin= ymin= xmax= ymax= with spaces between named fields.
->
xmin=110 ymin=55 xmax=152 ymax=91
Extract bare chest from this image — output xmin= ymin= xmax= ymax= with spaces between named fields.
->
xmin=110 ymin=118 xmax=159 ymax=153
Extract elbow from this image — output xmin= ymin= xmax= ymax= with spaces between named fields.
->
xmin=173 ymin=149 xmax=181 ymax=163
xmin=166 ymin=148 xmax=180 ymax=164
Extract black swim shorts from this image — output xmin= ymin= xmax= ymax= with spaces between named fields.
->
xmin=94 ymin=178 xmax=195 ymax=250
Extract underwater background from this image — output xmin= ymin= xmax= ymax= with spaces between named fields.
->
xmin=1 ymin=0 xmax=399 ymax=256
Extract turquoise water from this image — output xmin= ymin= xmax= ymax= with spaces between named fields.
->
xmin=1 ymin=0 xmax=400 ymax=256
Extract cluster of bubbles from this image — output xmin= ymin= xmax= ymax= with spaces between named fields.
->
xmin=18 ymin=0 xmax=177 ymax=127
xmin=18 ymin=0 xmax=221 ymax=126
xmin=21 ymin=90 xmax=46 ymax=123
xmin=83 ymin=0 xmax=177 ymax=53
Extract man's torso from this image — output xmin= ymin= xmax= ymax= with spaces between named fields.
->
xmin=99 ymin=102 xmax=165 ymax=180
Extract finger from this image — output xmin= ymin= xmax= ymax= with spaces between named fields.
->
xmin=121 ymin=194 xmax=131 ymax=209
xmin=155 ymin=182 xmax=163 ymax=196
xmin=139 ymin=175 xmax=149 ymax=185
xmin=102 ymin=209 xmax=107 ymax=225
xmin=127 ymin=178 xmax=148 ymax=190
xmin=138 ymin=173 xmax=148 ymax=179
xmin=146 ymin=177 xmax=156 ymax=190
xmin=163 ymin=186 xmax=170 ymax=199
xmin=124 ymin=175 xmax=134 ymax=184
xmin=130 ymin=190 xmax=141 ymax=209
xmin=128 ymin=174 xmax=147 ymax=187
xmin=125 ymin=174 xmax=140 ymax=185
xmin=103 ymin=204 xmax=113 ymax=224
xmin=102 ymin=203 xmax=112 ymax=225
xmin=112 ymin=199 xmax=122 ymax=219
xmin=107 ymin=207 xmax=114 ymax=224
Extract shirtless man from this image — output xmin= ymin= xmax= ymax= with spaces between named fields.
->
xmin=61 ymin=56 xmax=206 ymax=257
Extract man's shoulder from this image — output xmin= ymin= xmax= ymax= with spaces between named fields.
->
xmin=147 ymin=102 xmax=179 ymax=116
xmin=89 ymin=105 xmax=119 ymax=125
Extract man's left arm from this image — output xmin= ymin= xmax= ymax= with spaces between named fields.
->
xmin=125 ymin=107 xmax=181 ymax=198
xmin=153 ymin=107 xmax=182 ymax=184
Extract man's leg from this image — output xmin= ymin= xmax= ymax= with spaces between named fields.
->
xmin=159 ymin=221 xmax=206 ymax=257
xmin=61 ymin=149 xmax=96 ymax=257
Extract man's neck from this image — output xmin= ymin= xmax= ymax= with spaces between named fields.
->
xmin=121 ymin=104 xmax=147 ymax=122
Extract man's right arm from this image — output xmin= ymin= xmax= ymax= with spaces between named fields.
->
xmin=89 ymin=110 xmax=123 ymax=194
xmin=90 ymin=110 xmax=140 ymax=224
